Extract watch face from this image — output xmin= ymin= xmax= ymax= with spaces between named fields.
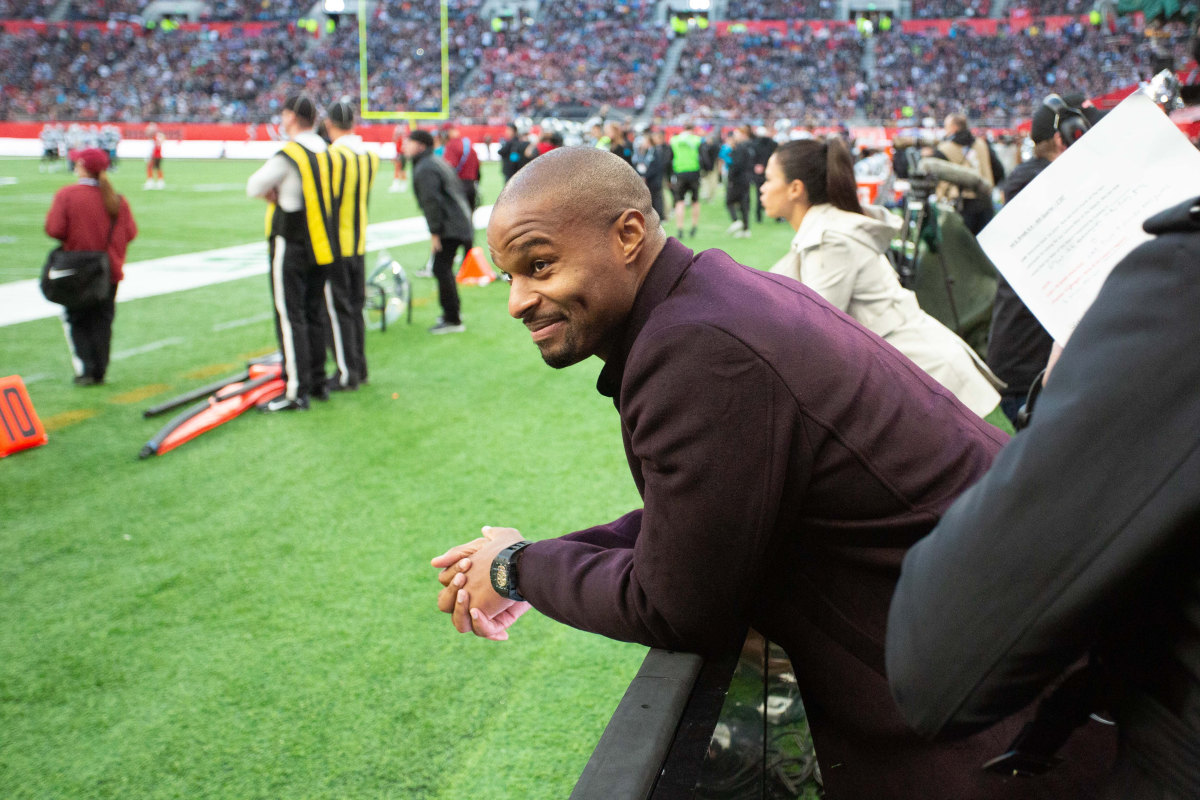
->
xmin=494 ymin=562 xmax=509 ymax=590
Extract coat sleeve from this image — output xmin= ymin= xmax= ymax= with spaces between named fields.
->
xmin=886 ymin=233 xmax=1200 ymax=739
xmin=797 ymin=233 xmax=865 ymax=312
xmin=45 ymin=189 xmax=68 ymax=241
xmin=413 ymin=165 xmax=445 ymax=235
xmin=246 ymin=154 xmax=288 ymax=199
xmin=518 ymin=323 xmax=802 ymax=655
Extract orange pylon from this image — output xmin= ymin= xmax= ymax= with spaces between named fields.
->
xmin=0 ymin=375 xmax=48 ymax=457
xmin=456 ymin=246 xmax=498 ymax=286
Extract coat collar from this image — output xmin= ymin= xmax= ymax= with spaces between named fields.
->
xmin=791 ymin=202 xmax=838 ymax=252
xmin=596 ymin=237 xmax=693 ymax=399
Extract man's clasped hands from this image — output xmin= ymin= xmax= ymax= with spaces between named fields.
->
xmin=431 ymin=526 xmax=532 ymax=640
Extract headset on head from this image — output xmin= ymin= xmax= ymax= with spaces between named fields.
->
xmin=1042 ymin=94 xmax=1091 ymax=146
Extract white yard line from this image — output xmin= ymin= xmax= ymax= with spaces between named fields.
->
xmin=111 ymin=337 xmax=187 ymax=360
xmin=0 ymin=206 xmax=491 ymax=328
xmin=212 ymin=312 xmax=274 ymax=331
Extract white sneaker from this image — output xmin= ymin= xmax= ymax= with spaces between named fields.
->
xmin=734 ymin=229 xmax=752 ymax=238
xmin=156 ymin=179 xmax=165 ymax=189
xmin=726 ymin=220 xmax=744 ymax=234
xmin=143 ymin=179 xmax=154 ymax=189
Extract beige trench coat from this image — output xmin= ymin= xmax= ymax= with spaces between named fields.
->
xmin=771 ymin=203 xmax=1001 ymax=417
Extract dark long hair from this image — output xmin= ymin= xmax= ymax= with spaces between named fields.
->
xmin=81 ymin=163 xmax=121 ymax=219
xmin=96 ymin=173 xmax=120 ymax=219
xmin=772 ymin=138 xmax=863 ymax=215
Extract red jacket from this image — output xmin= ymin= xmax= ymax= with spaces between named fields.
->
xmin=441 ymin=135 xmax=480 ymax=182
xmin=45 ymin=182 xmax=138 ymax=283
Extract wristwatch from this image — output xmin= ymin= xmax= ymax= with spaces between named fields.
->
xmin=491 ymin=540 xmax=532 ymax=602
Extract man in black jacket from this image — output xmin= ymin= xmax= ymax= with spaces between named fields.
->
xmin=496 ymin=123 xmax=528 ymax=184
xmin=750 ymin=126 xmax=777 ymax=223
xmin=888 ymin=196 xmax=1200 ymax=799
xmin=633 ymin=129 xmax=670 ymax=221
xmin=404 ymin=129 xmax=473 ymax=334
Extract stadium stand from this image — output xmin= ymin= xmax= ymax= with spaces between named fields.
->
xmin=455 ymin=21 xmax=667 ymax=120
xmin=0 ymin=0 xmax=1193 ymax=126
xmin=0 ymin=23 xmax=298 ymax=121
xmin=870 ymin=23 xmax=1191 ymax=122
xmin=910 ymin=0 xmax=990 ymax=20
xmin=725 ymin=0 xmax=838 ymax=21
xmin=655 ymin=27 xmax=866 ymax=123
xmin=0 ymin=0 xmax=58 ymax=18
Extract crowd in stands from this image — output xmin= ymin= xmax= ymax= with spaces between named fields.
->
xmin=0 ymin=23 xmax=297 ymax=121
xmin=65 ymin=0 xmax=146 ymax=21
xmin=911 ymin=0 xmax=990 ymax=20
xmin=206 ymin=0 xmax=311 ymax=21
xmin=0 ymin=0 xmax=57 ymax=19
xmin=0 ymin=0 xmax=1192 ymax=126
xmin=44 ymin=0 xmax=318 ymax=21
xmin=454 ymin=0 xmax=665 ymax=121
xmin=655 ymin=28 xmax=865 ymax=124
xmin=724 ymin=0 xmax=836 ymax=21
xmin=263 ymin=0 xmax=486 ymax=116
xmin=870 ymin=22 xmax=1189 ymax=122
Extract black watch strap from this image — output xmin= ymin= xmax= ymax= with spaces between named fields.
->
xmin=491 ymin=540 xmax=532 ymax=602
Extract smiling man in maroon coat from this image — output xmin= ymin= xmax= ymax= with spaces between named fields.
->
xmin=431 ymin=147 xmax=1113 ymax=798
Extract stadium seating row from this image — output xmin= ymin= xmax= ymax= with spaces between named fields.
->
xmin=0 ymin=9 xmax=1191 ymax=125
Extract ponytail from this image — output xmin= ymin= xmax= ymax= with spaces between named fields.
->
xmin=823 ymin=138 xmax=863 ymax=215
xmin=772 ymin=137 xmax=864 ymax=216
xmin=97 ymin=172 xmax=120 ymax=219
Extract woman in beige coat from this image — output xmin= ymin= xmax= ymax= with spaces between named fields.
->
xmin=762 ymin=138 xmax=1003 ymax=420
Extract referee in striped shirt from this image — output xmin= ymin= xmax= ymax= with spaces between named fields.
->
xmin=325 ymin=100 xmax=379 ymax=390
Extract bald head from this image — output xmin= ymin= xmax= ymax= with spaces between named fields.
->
xmin=488 ymin=147 xmax=667 ymax=369
xmin=493 ymin=146 xmax=663 ymax=238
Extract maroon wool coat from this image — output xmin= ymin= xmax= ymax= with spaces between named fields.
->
xmin=518 ymin=239 xmax=1115 ymax=798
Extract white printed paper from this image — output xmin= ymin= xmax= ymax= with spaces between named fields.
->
xmin=977 ymin=93 xmax=1200 ymax=344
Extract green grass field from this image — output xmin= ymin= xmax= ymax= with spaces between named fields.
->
xmin=0 ymin=156 xmax=802 ymax=799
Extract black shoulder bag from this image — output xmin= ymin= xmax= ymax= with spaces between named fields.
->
xmin=40 ymin=217 xmax=115 ymax=310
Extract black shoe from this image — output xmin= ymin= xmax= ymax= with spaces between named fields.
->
xmin=311 ymin=383 xmax=330 ymax=402
xmin=429 ymin=320 xmax=465 ymax=335
xmin=259 ymin=396 xmax=309 ymax=412
xmin=326 ymin=376 xmax=358 ymax=392
xmin=73 ymin=375 xmax=103 ymax=386
xmin=689 ymin=226 xmax=698 ymax=238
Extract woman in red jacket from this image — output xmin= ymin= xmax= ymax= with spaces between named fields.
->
xmin=45 ymin=148 xmax=137 ymax=385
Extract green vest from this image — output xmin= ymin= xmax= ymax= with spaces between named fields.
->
xmin=670 ymin=131 xmax=702 ymax=173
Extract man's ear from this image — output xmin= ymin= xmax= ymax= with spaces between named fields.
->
xmin=615 ymin=208 xmax=648 ymax=265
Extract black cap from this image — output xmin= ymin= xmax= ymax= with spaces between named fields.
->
xmin=327 ymin=100 xmax=354 ymax=129
xmin=283 ymin=93 xmax=316 ymax=125
xmin=408 ymin=129 xmax=434 ymax=148
xmin=1031 ymin=92 xmax=1101 ymax=143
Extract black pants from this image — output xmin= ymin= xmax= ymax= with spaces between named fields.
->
xmin=726 ymin=189 xmax=750 ymax=230
xmin=462 ymin=180 xmax=479 ymax=214
xmin=269 ymin=236 xmax=328 ymax=400
xmin=432 ymin=237 xmax=468 ymax=325
xmin=753 ymin=177 xmax=766 ymax=222
xmin=647 ymin=182 xmax=665 ymax=222
xmin=63 ymin=283 xmax=117 ymax=381
xmin=326 ymin=254 xmax=367 ymax=386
